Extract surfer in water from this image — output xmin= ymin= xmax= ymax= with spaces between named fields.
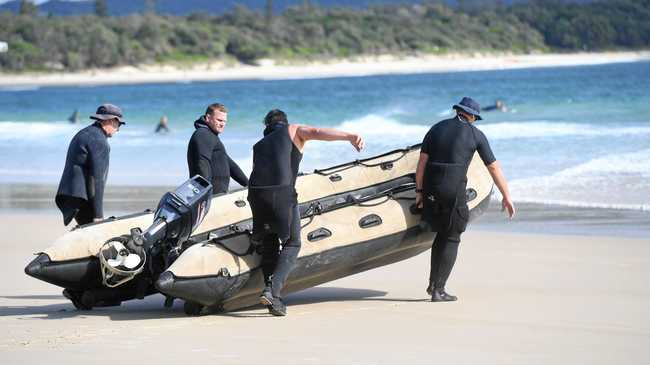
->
xmin=68 ymin=109 xmax=79 ymax=124
xmin=415 ymin=97 xmax=515 ymax=302
xmin=155 ymin=115 xmax=170 ymax=133
xmin=248 ymin=109 xmax=364 ymax=316
xmin=482 ymin=99 xmax=508 ymax=112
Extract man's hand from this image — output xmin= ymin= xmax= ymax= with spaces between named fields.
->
xmin=348 ymin=134 xmax=364 ymax=152
xmin=501 ymin=198 xmax=515 ymax=219
xmin=415 ymin=192 xmax=423 ymax=209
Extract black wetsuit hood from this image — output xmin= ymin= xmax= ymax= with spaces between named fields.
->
xmin=194 ymin=116 xmax=214 ymax=133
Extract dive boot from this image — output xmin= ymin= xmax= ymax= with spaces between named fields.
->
xmin=259 ymin=285 xmax=274 ymax=306
xmin=267 ymin=296 xmax=287 ymax=316
xmin=431 ymin=288 xmax=458 ymax=302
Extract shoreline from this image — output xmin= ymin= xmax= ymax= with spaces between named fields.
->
xmin=1 ymin=183 xmax=648 ymax=238
xmin=1 ymin=51 xmax=650 ymax=87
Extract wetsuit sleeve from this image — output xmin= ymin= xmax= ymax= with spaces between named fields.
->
xmin=188 ymin=136 xmax=213 ymax=181
xmin=228 ymin=155 xmax=249 ymax=187
xmin=421 ymin=128 xmax=433 ymax=155
xmin=476 ymin=130 xmax=496 ymax=165
xmin=87 ymin=139 xmax=110 ymax=218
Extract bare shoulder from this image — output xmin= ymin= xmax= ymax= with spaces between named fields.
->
xmin=289 ymin=124 xmax=306 ymax=151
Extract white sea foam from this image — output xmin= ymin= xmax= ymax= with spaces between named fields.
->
xmin=0 ymin=121 xmax=78 ymax=141
xmin=509 ymin=149 xmax=650 ymax=210
xmin=481 ymin=121 xmax=650 ymax=140
xmin=333 ymin=115 xmax=650 ymax=143
xmin=336 ymin=115 xmax=429 ymax=141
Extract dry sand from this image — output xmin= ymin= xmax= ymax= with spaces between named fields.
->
xmin=1 ymin=212 xmax=649 ymax=364
xmin=2 ymin=51 xmax=650 ymax=87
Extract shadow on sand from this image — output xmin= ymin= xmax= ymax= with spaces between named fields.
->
xmin=220 ymin=287 xmax=428 ymax=318
xmin=0 ymin=287 xmax=427 ymax=320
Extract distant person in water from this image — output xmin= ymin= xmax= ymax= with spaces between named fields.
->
xmin=249 ymin=109 xmax=364 ymax=316
xmin=56 ymin=104 xmax=125 ymax=226
xmin=187 ymin=103 xmax=248 ymax=194
xmin=416 ymin=97 xmax=514 ymax=302
xmin=68 ymin=109 xmax=79 ymax=124
xmin=482 ymin=99 xmax=508 ymax=112
xmin=155 ymin=115 xmax=170 ymax=133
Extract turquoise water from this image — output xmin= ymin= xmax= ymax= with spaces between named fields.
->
xmin=1 ymin=61 xmax=649 ymax=210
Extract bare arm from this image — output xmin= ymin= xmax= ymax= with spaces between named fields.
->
xmin=487 ymin=161 xmax=515 ymax=218
xmin=415 ymin=152 xmax=428 ymax=208
xmin=292 ymin=125 xmax=364 ymax=152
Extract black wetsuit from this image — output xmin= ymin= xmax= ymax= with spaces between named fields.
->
xmin=187 ymin=116 xmax=248 ymax=194
xmin=248 ymin=122 xmax=303 ymax=297
xmin=421 ymin=115 xmax=495 ymax=290
xmin=55 ymin=123 xmax=110 ymax=226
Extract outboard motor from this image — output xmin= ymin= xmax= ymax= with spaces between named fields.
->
xmin=99 ymin=175 xmax=212 ymax=288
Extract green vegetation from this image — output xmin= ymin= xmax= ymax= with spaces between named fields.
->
xmin=0 ymin=0 xmax=648 ymax=72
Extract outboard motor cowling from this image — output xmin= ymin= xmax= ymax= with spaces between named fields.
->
xmin=142 ymin=175 xmax=213 ymax=251
xmin=99 ymin=175 xmax=212 ymax=288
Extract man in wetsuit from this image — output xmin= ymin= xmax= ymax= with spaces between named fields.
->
xmin=56 ymin=104 xmax=125 ymax=226
xmin=415 ymin=97 xmax=515 ymax=302
xmin=248 ymin=109 xmax=364 ymax=316
xmin=187 ymin=103 xmax=248 ymax=194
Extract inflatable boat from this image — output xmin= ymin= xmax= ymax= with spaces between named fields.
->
xmin=25 ymin=144 xmax=493 ymax=314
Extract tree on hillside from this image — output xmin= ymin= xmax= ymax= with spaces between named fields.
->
xmin=145 ymin=0 xmax=157 ymax=15
xmin=19 ymin=0 xmax=38 ymax=16
xmin=95 ymin=0 xmax=108 ymax=17
xmin=265 ymin=0 xmax=273 ymax=27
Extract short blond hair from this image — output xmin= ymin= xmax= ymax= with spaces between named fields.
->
xmin=205 ymin=103 xmax=227 ymax=115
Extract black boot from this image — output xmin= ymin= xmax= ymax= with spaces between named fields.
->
xmin=259 ymin=282 xmax=274 ymax=306
xmin=267 ymin=296 xmax=287 ymax=316
xmin=431 ymin=288 xmax=458 ymax=302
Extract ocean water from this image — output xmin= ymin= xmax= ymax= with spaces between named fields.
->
xmin=1 ymin=61 xmax=649 ymax=211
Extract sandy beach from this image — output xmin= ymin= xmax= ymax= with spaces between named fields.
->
xmin=1 ymin=51 xmax=650 ymax=87
xmin=1 ymin=207 xmax=649 ymax=364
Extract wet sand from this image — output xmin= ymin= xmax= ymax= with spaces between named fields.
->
xmin=1 ymin=211 xmax=649 ymax=364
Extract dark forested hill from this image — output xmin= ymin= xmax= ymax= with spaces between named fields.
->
xmin=0 ymin=0 xmax=646 ymax=72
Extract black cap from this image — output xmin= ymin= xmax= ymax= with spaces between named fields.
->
xmin=453 ymin=97 xmax=482 ymax=120
xmin=91 ymin=104 xmax=125 ymax=125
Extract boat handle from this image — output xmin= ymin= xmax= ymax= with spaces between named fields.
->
xmin=329 ymin=174 xmax=342 ymax=182
xmin=465 ymin=188 xmax=477 ymax=202
xmin=380 ymin=161 xmax=393 ymax=170
xmin=307 ymin=228 xmax=332 ymax=242
xmin=359 ymin=214 xmax=382 ymax=229
xmin=235 ymin=199 xmax=246 ymax=207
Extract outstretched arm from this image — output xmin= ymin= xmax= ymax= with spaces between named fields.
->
xmin=293 ymin=125 xmax=364 ymax=152
xmin=487 ymin=161 xmax=515 ymax=218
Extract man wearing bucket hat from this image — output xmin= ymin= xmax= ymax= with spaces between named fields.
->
xmin=415 ymin=97 xmax=515 ymax=302
xmin=55 ymin=103 xmax=125 ymax=226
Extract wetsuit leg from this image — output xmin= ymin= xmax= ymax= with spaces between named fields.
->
xmin=271 ymin=204 xmax=301 ymax=298
xmin=429 ymin=232 xmax=446 ymax=286
xmin=261 ymin=234 xmax=280 ymax=286
xmin=433 ymin=231 xmax=461 ymax=289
